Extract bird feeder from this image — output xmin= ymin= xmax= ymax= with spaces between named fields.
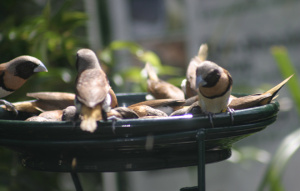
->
xmin=0 ymin=93 xmax=279 ymax=191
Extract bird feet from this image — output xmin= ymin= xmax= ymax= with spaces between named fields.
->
xmin=205 ymin=112 xmax=215 ymax=128
xmin=205 ymin=107 xmax=234 ymax=128
xmin=107 ymin=115 xmax=122 ymax=134
xmin=0 ymin=99 xmax=18 ymax=115
xmin=227 ymin=107 xmax=235 ymax=125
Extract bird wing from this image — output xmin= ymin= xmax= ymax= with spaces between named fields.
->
xmin=148 ymin=79 xmax=185 ymax=100
xmin=76 ymin=69 xmax=109 ymax=108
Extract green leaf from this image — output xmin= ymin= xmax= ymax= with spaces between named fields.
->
xmin=271 ymin=46 xmax=300 ymax=115
xmin=109 ymin=41 xmax=142 ymax=53
xmin=258 ymin=128 xmax=300 ymax=191
xmin=43 ymin=1 xmax=51 ymax=21
xmin=138 ymin=51 xmax=161 ymax=66
xmin=122 ymin=67 xmax=143 ymax=82
xmin=105 ymin=40 xmax=162 ymax=66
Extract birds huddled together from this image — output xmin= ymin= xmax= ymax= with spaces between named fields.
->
xmin=0 ymin=44 xmax=293 ymax=133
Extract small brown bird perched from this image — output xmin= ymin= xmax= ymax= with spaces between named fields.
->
xmin=229 ymin=75 xmax=293 ymax=110
xmin=182 ymin=44 xmax=208 ymax=98
xmin=129 ymin=105 xmax=169 ymax=118
xmin=172 ymin=75 xmax=293 ymax=117
xmin=107 ymin=107 xmax=140 ymax=119
xmin=128 ymin=99 xmax=185 ymax=116
xmin=145 ymin=63 xmax=185 ymax=100
xmin=195 ymin=60 xmax=232 ymax=114
xmin=195 ymin=60 xmax=233 ymax=127
xmin=75 ymin=48 xmax=117 ymax=133
xmin=0 ymin=55 xmax=48 ymax=113
xmin=1 ymin=92 xmax=76 ymax=114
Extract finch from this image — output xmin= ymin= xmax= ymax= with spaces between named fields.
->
xmin=75 ymin=48 xmax=115 ymax=133
xmin=182 ymin=44 xmax=208 ymax=98
xmin=0 ymin=55 xmax=48 ymax=113
xmin=195 ymin=60 xmax=232 ymax=114
xmin=145 ymin=63 xmax=185 ymax=100
xmin=128 ymin=99 xmax=185 ymax=116
xmin=229 ymin=75 xmax=293 ymax=110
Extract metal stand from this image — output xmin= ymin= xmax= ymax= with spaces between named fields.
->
xmin=71 ymin=172 xmax=83 ymax=191
xmin=180 ymin=129 xmax=206 ymax=191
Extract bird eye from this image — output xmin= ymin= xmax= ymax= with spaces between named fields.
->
xmin=203 ymin=69 xmax=220 ymax=87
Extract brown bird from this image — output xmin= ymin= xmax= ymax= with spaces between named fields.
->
xmin=128 ymin=99 xmax=185 ymax=116
xmin=25 ymin=116 xmax=50 ymax=122
xmin=229 ymin=75 xmax=293 ymax=110
xmin=170 ymin=101 xmax=201 ymax=117
xmin=108 ymin=107 xmax=139 ymax=119
xmin=171 ymin=75 xmax=292 ymax=117
xmin=26 ymin=109 xmax=64 ymax=122
xmin=38 ymin=110 xmax=63 ymax=121
xmin=109 ymin=87 xmax=118 ymax=109
xmin=145 ymin=63 xmax=185 ymax=100
xmin=196 ymin=60 xmax=232 ymax=114
xmin=129 ymin=105 xmax=168 ymax=118
xmin=75 ymin=48 xmax=115 ymax=133
xmin=0 ymin=56 xmax=48 ymax=113
xmin=2 ymin=92 xmax=76 ymax=114
xmin=62 ymin=106 xmax=77 ymax=121
xmin=182 ymin=44 xmax=208 ymax=98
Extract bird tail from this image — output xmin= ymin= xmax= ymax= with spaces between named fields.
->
xmin=266 ymin=75 xmax=293 ymax=96
xmin=80 ymin=105 xmax=102 ymax=133
xmin=197 ymin=44 xmax=208 ymax=61
xmin=261 ymin=74 xmax=293 ymax=105
xmin=145 ymin=63 xmax=159 ymax=82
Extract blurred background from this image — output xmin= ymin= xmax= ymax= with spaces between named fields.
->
xmin=0 ymin=0 xmax=300 ymax=190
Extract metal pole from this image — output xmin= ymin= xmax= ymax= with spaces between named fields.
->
xmin=71 ymin=172 xmax=83 ymax=191
xmin=83 ymin=0 xmax=102 ymax=51
xmin=197 ymin=129 xmax=205 ymax=191
xmin=180 ymin=129 xmax=206 ymax=191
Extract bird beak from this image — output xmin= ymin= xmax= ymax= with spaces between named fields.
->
xmin=196 ymin=75 xmax=207 ymax=87
xmin=34 ymin=62 xmax=48 ymax=72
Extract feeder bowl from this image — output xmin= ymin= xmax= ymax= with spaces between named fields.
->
xmin=0 ymin=93 xmax=279 ymax=172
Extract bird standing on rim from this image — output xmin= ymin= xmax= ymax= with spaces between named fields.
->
xmin=0 ymin=55 xmax=48 ymax=113
xmin=75 ymin=49 xmax=116 ymax=132
xmin=195 ymin=60 xmax=233 ymax=126
xmin=145 ymin=63 xmax=185 ymax=100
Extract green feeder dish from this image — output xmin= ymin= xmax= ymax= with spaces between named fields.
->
xmin=0 ymin=93 xmax=279 ymax=173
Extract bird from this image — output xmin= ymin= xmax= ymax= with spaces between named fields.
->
xmin=195 ymin=60 xmax=233 ymax=126
xmin=109 ymin=87 xmax=118 ymax=109
xmin=1 ymin=92 xmax=76 ymax=114
xmin=25 ymin=116 xmax=50 ymax=122
xmin=182 ymin=44 xmax=208 ymax=98
xmin=229 ymin=75 xmax=293 ymax=110
xmin=196 ymin=60 xmax=232 ymax=113
xmin=27 ymin=92 xmax=75 ymax=111
xmin=170 ymin=101 xmax=201 ymax=116
xmin=171 ymin=74 xmax=292 ymax=117
xmin=128 ymin=99 xmax=185 ymax=116
xmin=129 ymin=105 xmax=168 ymax=118
xmin=145 ymin=63 xmax=185 ymax=100
xmin=38 ymin=110 xmax=63 ymax=121
xmin=108 ymin=107 xmax=139 ymax=119
xmin=62 ymin=106 xmax=77 ymax=121
xmin=75 ymin=48 xmax=116 ymax=133
xmin=0 ymin=55 xmax=48 ymax=113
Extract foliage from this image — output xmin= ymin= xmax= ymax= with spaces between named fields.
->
xmin=258 ymin=46 xmax=300 ymax=191
xmin=99 ymin=40 xmax=184 ymax=92
xmin=0 ymin=0 xmax=88 ymax=101
xmin=0 ymin=1 xmax=88 ymax=190
xmin=270 ymin=46 xmax=300 ymax=114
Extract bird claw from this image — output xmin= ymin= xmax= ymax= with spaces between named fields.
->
xmin=107 ymin=116 xmax=122 ymax=134
xmin=0 ymin=99 xmax=18 ymax=116
xmin=227 ymin=107 xmax=235 ymax=125
xmin=207 ymin=112 xmax=215 ymax=128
